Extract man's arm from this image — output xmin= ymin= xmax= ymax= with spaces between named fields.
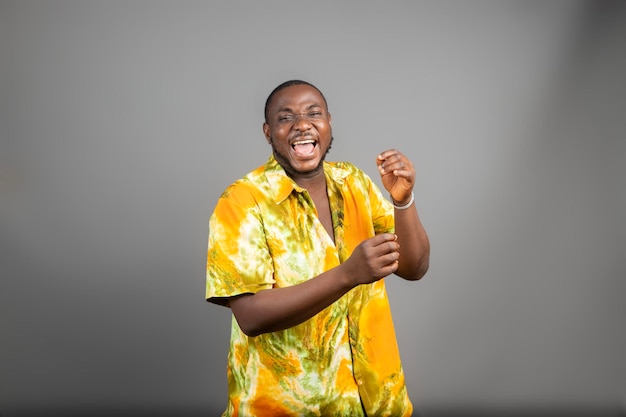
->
xmin=377 ymin=149 xmax=430 ymax=281
xmin=229 ymin=233 xmax=400 ymax=337
xmin=393 ymin=198 xmax=430 ymax=280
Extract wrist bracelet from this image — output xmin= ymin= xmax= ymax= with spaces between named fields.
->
xmin=392 ymin=192 xmax=414 ymax=210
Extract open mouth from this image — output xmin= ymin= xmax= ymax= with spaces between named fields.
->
xmin=292 ymin=139 xmax=317 ymax=156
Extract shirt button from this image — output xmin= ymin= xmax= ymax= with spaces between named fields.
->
xmin=357 ymin=380 xmax=363 ymax=385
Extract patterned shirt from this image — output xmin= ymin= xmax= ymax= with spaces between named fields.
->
xmin=206 ymin=155 xmax=412 ymax=417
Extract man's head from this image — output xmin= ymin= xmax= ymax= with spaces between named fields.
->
xmin=264 ymin=80 xmax=328 ymax=124
xmin=263 ymin=80 xmax=333 ymax=179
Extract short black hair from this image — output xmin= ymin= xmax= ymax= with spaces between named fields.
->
xmin=264 ymin=80 xmax=328 ymax=123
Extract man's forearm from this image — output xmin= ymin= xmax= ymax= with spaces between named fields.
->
xmin=394 ymin=203 xmax=430 ymax=280
xmin=228 ymin=266 xmax=356 ymax=337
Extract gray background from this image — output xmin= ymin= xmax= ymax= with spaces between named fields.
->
xmin=1 ymin=1 xmax=624 ymax=416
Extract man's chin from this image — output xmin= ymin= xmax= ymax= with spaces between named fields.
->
xmin=289 ymin=158 xmax=324 ymax=175
xmin=274 ymin=152 xmax=323 ymax=177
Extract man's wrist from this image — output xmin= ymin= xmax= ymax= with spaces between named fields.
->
xmin=391 ymin=192 xmax=414 ymax=210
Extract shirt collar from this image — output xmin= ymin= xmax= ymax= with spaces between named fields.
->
xmin=263 ymin=155 xmax=352 ymax=204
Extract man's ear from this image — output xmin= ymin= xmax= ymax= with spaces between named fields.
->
xmin=328 ymin=112 xmax=332 ymax=126
xmin=263 ymin=122 xmax=271 ymax=144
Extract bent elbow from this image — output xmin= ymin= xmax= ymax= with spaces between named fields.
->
xmin=240 ymin=328 xmax=260 ymax=337
xmin=412 ymin=262 xmax=430 ymax=280
xmin=232 ymin=313 xmax=267 ymax=337
xmin=229 ymin=294 xmax=268 ymax=337
xmin=237 ymin=321 xmax=264 ymax=337
xmin=398 ymin=259 xmax=429 ymax=281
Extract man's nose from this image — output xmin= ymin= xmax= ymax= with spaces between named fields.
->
xmin=293 ymin=114 xmax=313 ymax=128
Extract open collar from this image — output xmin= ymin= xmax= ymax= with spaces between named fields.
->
xmin=263 ymin=155 xmax=352 ymax=204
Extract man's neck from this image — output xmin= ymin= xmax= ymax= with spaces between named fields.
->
xmin=290 ymin=168 xmax=326 ymax=193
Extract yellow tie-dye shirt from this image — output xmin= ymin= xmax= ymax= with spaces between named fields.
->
xmin=206 ymin=155 xmax=412 ymax=417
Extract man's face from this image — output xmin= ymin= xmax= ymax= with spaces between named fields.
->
xmin=263 ymin=84 xmax=333 ymax=178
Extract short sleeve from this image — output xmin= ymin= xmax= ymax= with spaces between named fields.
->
xmin=206 ymin=182 xmax=275 ymax=306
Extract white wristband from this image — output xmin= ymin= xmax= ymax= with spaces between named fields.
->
xmin=392 ymin=192 xmax=414 ymax=210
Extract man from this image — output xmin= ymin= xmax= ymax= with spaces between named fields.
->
xmin=206 ymin=80 xmax=430 ymax=416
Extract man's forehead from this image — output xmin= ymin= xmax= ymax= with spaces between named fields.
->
xmin=271 ymin=84 xmax=326 ymax=109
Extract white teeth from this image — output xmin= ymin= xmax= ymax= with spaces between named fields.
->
xmin=292 ymin=139 xmax=315 ymax=146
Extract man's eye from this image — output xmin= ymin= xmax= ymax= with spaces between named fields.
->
xmin=308 ymin=111 xmax=323 ymax=118
xmin=278 ymin=115 xmax=294 ymax=122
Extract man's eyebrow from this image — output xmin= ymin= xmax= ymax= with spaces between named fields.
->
xmin=276 ymin=104 xmax=323 ymax=113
